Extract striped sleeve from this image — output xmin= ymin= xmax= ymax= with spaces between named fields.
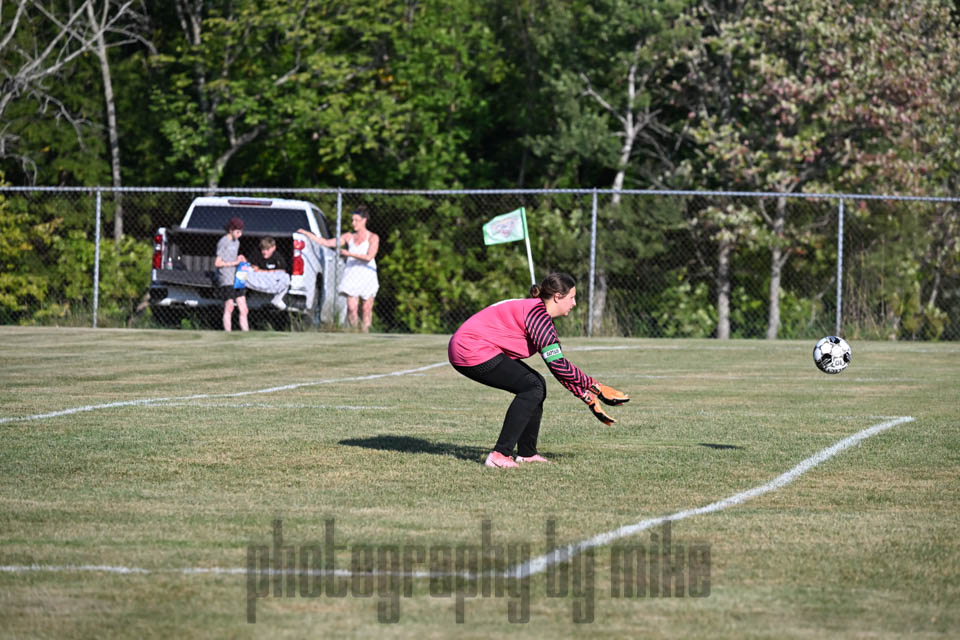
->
xmin=524 ymin=302 xmax=595 ymax=398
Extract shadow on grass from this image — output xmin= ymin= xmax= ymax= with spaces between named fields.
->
xmin=340 ymin=435 xmax=487 ymax=462
xmin=698 ymin=443 xmax=745 ymax=450
xmin=339 ymin=434 xmax=570 ymax=463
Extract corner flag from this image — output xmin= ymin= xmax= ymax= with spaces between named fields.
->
xmin=482 ymin=207 xmax=536 ymax=285
xmin=482 ymin=208 xmax=526 ymax=245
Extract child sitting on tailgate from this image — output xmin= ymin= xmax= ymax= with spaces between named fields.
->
xmin=245 ymin=236 xmax=291 ymax=310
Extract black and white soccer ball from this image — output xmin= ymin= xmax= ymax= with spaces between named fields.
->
xmin=813 ymin=336 xmax=851 ymax=374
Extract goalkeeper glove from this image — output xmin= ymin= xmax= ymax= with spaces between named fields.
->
xmin=582 ymin=390 xmax=616 ymax=425
xmin=590 ymin=382 xmax=630 ymax=406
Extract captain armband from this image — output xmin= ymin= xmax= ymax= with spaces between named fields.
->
xmin=540 ymin=343 xmax=564 ymax=363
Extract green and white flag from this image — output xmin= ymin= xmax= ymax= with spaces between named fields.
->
xmin=482 ymin=207 xmax=527 ymax=245
xmin=482 ymin=207 xmax=536 ymax=285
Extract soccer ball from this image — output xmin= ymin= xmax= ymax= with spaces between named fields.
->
xmin=813 ymin=336 xmax=851 ymax=374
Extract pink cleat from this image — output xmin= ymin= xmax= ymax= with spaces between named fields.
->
xmin=515 ymin=454 xmax=550 ymax=464
xmin=484 ymin=451 xmax=519 ymax=468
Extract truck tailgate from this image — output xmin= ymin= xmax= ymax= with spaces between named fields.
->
xmin=154 ymin=269 xmax=216 ymax=288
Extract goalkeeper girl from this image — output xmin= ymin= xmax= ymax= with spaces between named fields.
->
xmin=448 ymin=272 xmax=629 ymax=468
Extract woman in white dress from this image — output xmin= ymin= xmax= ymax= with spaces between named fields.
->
xmin=299 ymin=206 xmax=379 ymax=331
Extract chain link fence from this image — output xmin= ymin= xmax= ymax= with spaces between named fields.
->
xmin=1 ymin=187 xmax=957 ymax=340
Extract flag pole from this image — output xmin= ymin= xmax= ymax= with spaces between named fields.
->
xmin=520 ymin=207 xmax=535 ymax=285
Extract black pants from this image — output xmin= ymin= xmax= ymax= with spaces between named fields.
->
xmin=453 ymin=354 xmax=547 ymax=457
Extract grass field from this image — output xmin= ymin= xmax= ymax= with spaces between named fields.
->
xmin=1 ymin=326 xmax=958 ymax=639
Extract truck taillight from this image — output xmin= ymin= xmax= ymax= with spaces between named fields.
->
xmin=292 ymin=239 xmax=305 ymax=276
xmin=153 ymin=234 xmax=163 ymax=269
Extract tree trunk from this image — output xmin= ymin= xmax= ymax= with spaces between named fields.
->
xmin=583 ymin=51 xmax=645 ymax=338
xmin=86 ymin=2 xmax=123 ymax=242
xmin=206 ymin=123 xmax=265 ymax=192
xmin=765 ymin=197 xmax=789 ymax=339
xmin=590 ymin=270 xmax=608 ymax=336
xmin=766 ymin=243 xmax=783 ymax=339
xmin=716 ymin=239 xmax=731 ymax=339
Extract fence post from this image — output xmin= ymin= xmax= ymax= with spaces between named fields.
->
xmin=835 ymin=198 xmax=844 ymax=336
xmin=335 ymin=189 xmax=343 ymax=327
xmin=93 ymin=189 xmax=102 ymax=329
xmin=588 ymin=189 xmax=598 ymax=337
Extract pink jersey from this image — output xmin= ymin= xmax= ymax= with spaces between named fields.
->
xmin=448 ymin=298 xmax=594 ymax=398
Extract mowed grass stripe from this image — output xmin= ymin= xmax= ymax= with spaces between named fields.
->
xmin=0 ymin=344 xmax=650 ymax=425
xmin=0 ymin=362 xmax=449 ymax=424
xmin=0 ymin=415 xmax=914 ymax=580
xmin=0 ymin=328 xmax=957 ymax=639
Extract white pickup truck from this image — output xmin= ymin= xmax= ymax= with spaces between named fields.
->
xmin=148 ymin=196 xmax=345 ymax=327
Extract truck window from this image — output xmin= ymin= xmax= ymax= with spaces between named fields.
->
xmin=188 ymin=206 xmax=310 ymax=233
xmin=311 ymin=207 xmax=331 ymax=238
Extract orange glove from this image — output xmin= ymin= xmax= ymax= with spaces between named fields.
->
xmin=590 ymin=382 xmax=630 ymax=406
xmin=582 ymin=390 xmax=616 ymax=425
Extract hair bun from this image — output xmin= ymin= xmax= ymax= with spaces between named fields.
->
xmin=532 ymin=272 xmax=576 ymax=301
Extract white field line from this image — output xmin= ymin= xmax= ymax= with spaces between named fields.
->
xmin=0 ymin=345 xmax=643 ymax=425
xmin=0 ymin=416 xmax=914 ymax=579
xmin=0 ymin=362 xmax=449 ymax=424
xmin=513 ymin=415 xmax=915 ymax=579
xmin=150 ymin=402 xmax=394 ymax=410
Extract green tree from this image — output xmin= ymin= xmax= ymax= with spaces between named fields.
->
xmin=83 ymin=1 xmax=153 ymax=241
xmin=0 ymin=177 xmax=51 ymax=322
xmin=149 ymin=0 xmax=504 ymax=189
xmin=0 ymin=1 xmax=148 ymax=189
xmin=312 ymin=0 xmax=506 ymax=188
xmin=519 ymin=0 xmax=694 ymax=188
xmin=150 ymin=0 xmax=332 ymax=189
xmin=674 ymin=0 xmax=960 ymax=338
xmin=510 ymin=0 xmax=695 ymax=332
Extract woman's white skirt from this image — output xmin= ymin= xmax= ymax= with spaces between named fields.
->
xmin=339 ymin=263 xmax=379 ymax=299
